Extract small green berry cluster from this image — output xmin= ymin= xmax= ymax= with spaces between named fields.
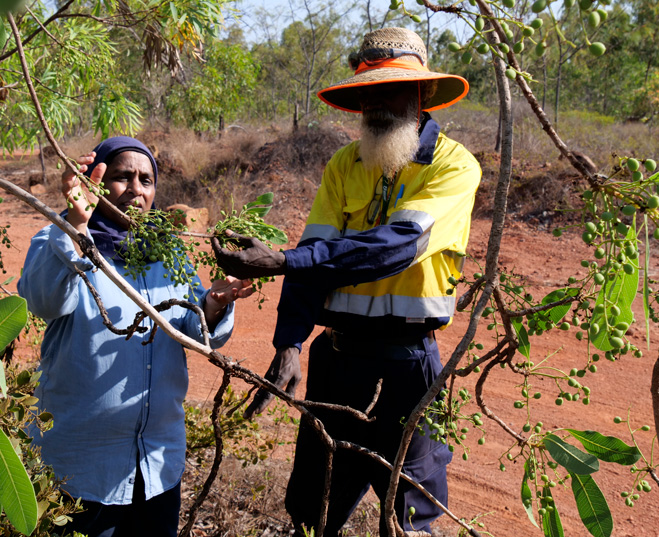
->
xmin=613 ymin=415 xmax=655 ymax=507
xmin=120 ymin=208 xmax=201 ymax=298
xmin=420 ymin=387 xmax=485 ymax=461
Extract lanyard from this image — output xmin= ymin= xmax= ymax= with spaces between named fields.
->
xmin=376 ymin=172 xmax=397 ymax=226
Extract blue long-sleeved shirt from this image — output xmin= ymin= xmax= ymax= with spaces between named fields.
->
xmin=18 ymin=224 xmax=234 ymax=504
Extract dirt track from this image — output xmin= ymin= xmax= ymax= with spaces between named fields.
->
xmin=2 ymin=163 xmax=659 ymax=537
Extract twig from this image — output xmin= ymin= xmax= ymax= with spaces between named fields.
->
xmin=335 ymin=440 xmax=482 ymax=537
xmin=75 ymin=268 xmax=148 ymax=337
xmin=178 ymin=370 xmax=232 ymax=537
xmin=25 ymin=6 xmax=67 ymax=49
xmin=475 ymin=345 xmax=526 ymax=444
xmin=454 ymin=339 xmax=509 ymax=376
xmin=474 ymin=0 xmax=597 ymax=182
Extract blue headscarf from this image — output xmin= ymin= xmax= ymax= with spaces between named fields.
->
xmin=83 ymin=136 xmax=158 ymax=261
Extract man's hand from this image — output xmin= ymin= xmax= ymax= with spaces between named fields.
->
xmin=61 ymin=152 xmax=105 ymax=234
xmin=244 ymin=346 xmax=302 ymax=419
xmin=211 ymin=231 xmax=286 ymax=280
xmin=204 ymin=276 xmax=255 ymax=329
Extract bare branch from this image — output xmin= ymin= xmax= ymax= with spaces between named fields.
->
xmin=383 ymin=13 xmax=516 ymax=533
xmin=335 ymin=440 xmax=483 ymax=537
xmin=178 ymin=371 xmax=232 ymax=537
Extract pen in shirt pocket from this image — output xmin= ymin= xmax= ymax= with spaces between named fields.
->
xmin=394 ymin=184 xmax=405 ymax=207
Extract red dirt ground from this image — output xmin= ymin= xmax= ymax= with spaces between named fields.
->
xmin=2 ymin=159 xmax=659 ymax=537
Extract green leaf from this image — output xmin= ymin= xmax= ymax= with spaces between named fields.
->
xmin=570 ymin=473 xmax=612 ymax=537
xmin=540 ymin=287 xmax=579 ymax=324
xmin=544 ymin=434 xmax=599 ymax=475
xmin=0 ymin=428 xmax=38 ymax=535
xmin=566 ymin=429 xmax=641 ymax=465
xmin=254 ymin=192 xmax=274 ymax=205
xmin=245 ymin=206 xmax=272 ymax=218
xmin=541 ymin=487 xmax=564 ymax=537
xmin=0 ymin=18 xmax=7 ymax=49
xmin=0 ymin=296 xmax=28 ymax=353
xmin=590 ymin=224 xmax=638 ymax=351
xmin=511 ymin=317 xmax=530 ymax=358
xmin=522 ymin=460 xmax=539 ymax=528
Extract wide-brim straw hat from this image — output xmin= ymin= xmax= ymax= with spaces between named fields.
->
xmin=317 ymin=27 xmax=469 ymax=114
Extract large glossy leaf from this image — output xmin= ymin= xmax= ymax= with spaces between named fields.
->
xmin=544 ymin=434 xmax=599 ymax=475
xmin=541 ymin=487 xmax=564 ymax=537
xmin=0 ymin=428 xmax=38 ymax=535
xmin=522 ymin=460 xmax=539 ymax=528
xmin=511 ymin=317 xmax=530 ymax=358
xmin=0 ymin=296 xmax=28 ymax=352
xmin=570 ymin=473 xmax=612 ymax=537
xmin=567 ymin=429 xmax=641 ymax=465
xmin=590 ymin=225 xmax=638 ymax=351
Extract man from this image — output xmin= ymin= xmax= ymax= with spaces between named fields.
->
xmin=214 ymin=28 xmax=481 ymax=537
xmin=18 ymin=137 xmax=253 ymax=537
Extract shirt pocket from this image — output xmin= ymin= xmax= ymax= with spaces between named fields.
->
xmin=342 ymin=196 xmax=371 ymax=234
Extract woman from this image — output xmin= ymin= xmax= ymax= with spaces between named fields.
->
xmin=18 ymin=137 xmax=252 ymax=537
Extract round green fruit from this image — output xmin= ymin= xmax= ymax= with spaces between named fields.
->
xmin=622 ymin=205 xmax=636 ymax=216
xmin=609 ymin=337 xmax=625 ymax=349
xmin=644 ymin=159 xmax=657 ymax=172
xmin=626 ymin=158 xmax=640 ymax=172
xmin=503 ymin=0 xmax=515 ymax=6
xmin=448 ymin=42 xmax=461 ymax=53
xmin=475 ymin=17 xmax=485 ymax=31
xmin=505 ymin=68 xmax=517 ymax=80
xmin=564 ymin=0 xmax=575 ymax=7
xmin=589 ymin=42 xmax=606 ymax=56
xmin=523 ymin=26 xmax=535 ymax=37
xmin=498 ymin=42 xmax=510 ymax=54
xmin=513 ymin=42 xmax=524 ymax=54
xmin=532 ymin=0 xmax=547 ymax=12
xmin=477 ymin=43 xmax=489 ymax=54
xmin=597 ymin=8 xmax=608 ymax=22
xmin=648 ymin=195 xmax=659 ymax=209
xmin=579 ymin=0 xmax=593 ymax=9
xmin=531 ymin=18 xmax=544 ymax=29
xmin=588 ymin=11 xmax=600 ymax=28
xmin=535 ymin=42 xmax=547 ymax=56
xmin=461 ymin=51 xmax=473 ymax=64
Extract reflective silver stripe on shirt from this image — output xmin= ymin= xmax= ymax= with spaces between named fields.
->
xmin=300 ymin=223 xmax=341 ymax=243
xmin=325 ymin=291 xmax=456 ymax=318
xmin=388 ymin=209 xmax=435 ymax=262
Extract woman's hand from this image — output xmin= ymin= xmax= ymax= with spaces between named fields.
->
xmin=203 ymin=276 xmax=255 ymax=328
xmin=61 ymin=153 xmax=105 ymax=233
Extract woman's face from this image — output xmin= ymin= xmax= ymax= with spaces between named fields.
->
xmin=98 ymin=151 xmax=155 ymax=225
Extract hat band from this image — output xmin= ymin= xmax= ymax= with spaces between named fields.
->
xmin=355 ymin=57 xmax=430 ymax=75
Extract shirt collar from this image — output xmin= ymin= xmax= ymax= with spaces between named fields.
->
xmin=412 ymin=111 xmax=440 ymax=165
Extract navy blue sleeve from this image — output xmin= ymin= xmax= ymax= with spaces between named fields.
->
xmin=273 ymin=221 xmax=422 ymax=349
xmin=283 ymin=220 xmax=422 ymax=288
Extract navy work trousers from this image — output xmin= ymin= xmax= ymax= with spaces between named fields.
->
xmin=56 ymin=463 xmax=180 ymax=537
xmin=285 ymin=330 xmax=452 ymax=537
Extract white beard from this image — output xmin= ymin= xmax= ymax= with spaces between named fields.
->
xmin=359 ymin=104 xmax=420 ymax=177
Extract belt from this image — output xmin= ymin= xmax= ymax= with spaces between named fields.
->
xmin=324 ymin=327 xmax=434 ymax=356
